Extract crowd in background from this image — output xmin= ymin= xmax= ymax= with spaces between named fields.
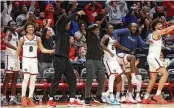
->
xmin=1 ymin=0 xmax=174 ymax=78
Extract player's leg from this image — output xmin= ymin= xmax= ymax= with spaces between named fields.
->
xmin=21 ymin=73 xmax=30 ymax=107
xmin=48 ymin=57 xmax=65 ymax=107
xmin=85 ymin=60 xmax=96 ymax=105
xmin=65 ymin=60 xmax=82 ymax=107
xmin=142 ymin=73 xmax=158 ymax=104
xmin=9 ymin=71 xmax=20 ymax=105
xmin=126 ymin=55 xmax=138 ymax=84
xmin=95 ymin=60 xmax=105 ymax=103
xmin=135 ymin=75 xmax=142 ymax=102
xmin=115 ymin=74 xmax=122 ymax=104
xmin=153 ymin=67 xmax=168 ymax=104
xmin=1 ymin=72 xmax=13 ymax=106
xmin=120 ymin=74 xmax=127 ymax=103
xmin=125 ymin=72 xmax=137 ymax=103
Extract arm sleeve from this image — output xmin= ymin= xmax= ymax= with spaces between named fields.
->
xmin=113 ymin=28 xmax=129 ymax=40
xmin=26 ymin=1 xmax=35 ymax=19
xmin=138 ymin=36 xmax=148 ymax=48
xmin=95 ymin=2 xmax=102 ymax=14
xmin=84 ymin=4 xmax=90 ymax=15
xmin=105 ymin=0 xmax=111 ymax=11
xmin=57 ymin=13 xmax=77 ymax=32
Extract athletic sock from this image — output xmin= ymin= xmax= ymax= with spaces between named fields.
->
xmin=144 ymin=93 xmax=150 ymax=99
xmin=49 ymin=97 xmax=53 ymax=100
xmin=156 ymin=90 xmax=161 ymax=96
xmin=70 ymin=98 xmax=75 ymax=102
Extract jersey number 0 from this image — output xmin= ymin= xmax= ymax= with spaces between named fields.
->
xmin=29 ymin=46 xmax=33 ymax=52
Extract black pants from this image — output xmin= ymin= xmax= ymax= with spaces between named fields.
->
xmin=85 ymin=59 xmax=105 ymax=98
xmin=50 ymin=55 xmax=76 ymax=98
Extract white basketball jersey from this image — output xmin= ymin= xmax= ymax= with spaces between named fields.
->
xmin=6 ymin=32 xmax=18 ymax=56
xmin=104 ymin=35 xmax=116 ymax=56
xmin=23 ymin=36 xmax=38 ymax=57
xmin=148 ymin=33 xmax=162 ymax=58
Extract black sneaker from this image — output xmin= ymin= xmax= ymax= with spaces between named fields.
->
xmin=94 ymin=95 xmax=104 ymax=104
xmin=85 ymin=97 xmax=91 ymax=106
xmin=1 ymin=98 xmax=9 ymax=106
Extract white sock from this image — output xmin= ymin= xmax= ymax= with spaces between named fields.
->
xmin=2 ymin=95 xmax=6 ymax=99
xmin=128 ymin=92 xmax=132 ymax=97
xmin=116 ymin=92 xmax=120 ymax=98
xmin=22 ymin=74 xmax=30 ymax=97
xmin=70 ymin=98 xmax=75 ymax=102
xmin=49 ymin=97 xmax=53 ymax=100
xmin=131 ymin=73 xmax=136 ymax=79
xmin=156 ymin=90 xmax=161 ymax=95
xmin=29 ymin=75 xmax=37 ymax=98
xmin=10 ymin=96 xmax=15 ymax=100
xmin=136 ymin=92 xmax=140 ymax=98
xmin=144 ymin=93 xmax=150 ymax=99
xmin=108 ymin=75 xmax=115 ymax=94
xmin=110 ymin=93 xmax=114 ymax=100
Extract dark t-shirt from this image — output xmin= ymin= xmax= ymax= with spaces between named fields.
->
xmin=86 ymin=31 xmax=103 ymax=60
xmin=38 ymin=28 xmax=54 ymax=63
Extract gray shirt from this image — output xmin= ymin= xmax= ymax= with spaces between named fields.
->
xmin=74 ymin=31 xmax=86 ymax=47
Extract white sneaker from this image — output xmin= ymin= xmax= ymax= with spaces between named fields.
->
xmin=116 ymin=96 xmax=121 ymax=102
xmin=120 ymin=96 xmax=126 ymax=103
xmin=135 ymin=97 xmax=142 ymax=102
xmin=131 ymin=77 xmax=139 ymax=85
xmin=127 ymin=96 xmax=137 ymax=104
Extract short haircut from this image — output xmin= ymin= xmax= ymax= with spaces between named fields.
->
xmin=24 ymin=21 xmax=36 ymax=31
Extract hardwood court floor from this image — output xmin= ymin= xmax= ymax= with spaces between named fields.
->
xmin=1 ymin=103 xmax=174 ymax=108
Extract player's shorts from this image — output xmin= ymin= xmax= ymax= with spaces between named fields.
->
xmin=5 ymin=55 xmax=20 ymax=73
xmin=116 ymin=53 xmax=129 ymax=71
xmin=103 ymin=55 xmax=123 ymax=76
xmin=147 ymin=56 xmax=165 ymax=72
xmin=22 ymin=57 xmax=38 ymax=75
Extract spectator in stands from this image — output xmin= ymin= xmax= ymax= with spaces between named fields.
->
xmin=69 ymin=14 xmax=79 ymax=36
xmin=38 ymin=19 xmax=54 ymax=79
xmin=124 ymin=4 xmax=139 ymax=26
xmin=16 ymin=1 xmax=35 ymax=26
xmin=85 ymin=2 xmax=102 ymax=24
xmin=35 ymin=12 xmax=45 ymax=28
xmin=44 ymin=2 xmax=54 ymax=27
xmin=153 ymin=6 xmax=165 ymax=20
xmin=105 ymin=0 xmax=127 ymax=29
xmin=78 ymin=46 xmax=86 ymax=61
xmin=74 ymin=21 xmax=86 ymax=48
xmin=163 ymin=1 xmax=174 ymax=20
xmin=140 ymin=18 xmax=152 ymax=40
xmin=1 ymin=1 xmax=13 ymax=26
xmin=11 ymin=1 xmax=20 ymax=21
xmin=69 ymin=36 xmax=79 ymax=63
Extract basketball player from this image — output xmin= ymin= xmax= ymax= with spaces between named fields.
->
xmin=121 ymin=59 xmax=142 ymax=103
xmin=113 ymin=23 xmax=143 ymax=103
xmin=101 ymin=24 xmax=130 ymax=105
xmin=142 ymin=19 xmax=174 ymax=104
xmin=1 ymin=21 xmax=21 ymax=106
xmin=15 ymin=21 xmax=55 ymax=107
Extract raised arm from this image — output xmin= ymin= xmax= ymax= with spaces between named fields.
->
xmin=105 ymin=0 xmax=111 ymax=11
xmin=37 ymin=37 xmax=55 ymax=54
xmin=154 ymin=25 xmax=174 ymax=40
xmin=2 ymin=1 xmax=8 ymax=26
xmin=8 ymin=2 xmax=12 ymax=14
xmin=68 ymin=1 xmax=78 ymax=15
xmin=26 ymin=1 xmax=35 ymax=19
xmin=113 ymin=28 xmax=129 ymax=39
xmin=95 ymin=2 xmax=102 ymax=13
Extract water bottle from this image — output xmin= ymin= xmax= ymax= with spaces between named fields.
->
xmin=17 ymin=93 xmax=21 ymax=102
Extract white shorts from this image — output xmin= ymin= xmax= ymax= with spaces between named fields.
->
xmin=147 ymin=57 xmax=164 ymax=72
xmin=22 ymin=57 xmax=38 ymax=75
xmin=121 ymin=74 xmax=142 ymax=84
xmin=116 ymin=53 xmax=129 ymax=71
xmin=103 ymin=55 xmax=123 ymax=76
xmin=5 ymin=55 xmax=20 ymax=73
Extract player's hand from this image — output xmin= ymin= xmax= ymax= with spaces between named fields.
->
xmin=77 ymin=10 xmax=85 ymax=15
xmin=50 ymin=49 xmax=55 ymax=54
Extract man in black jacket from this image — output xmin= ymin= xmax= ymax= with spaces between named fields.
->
xmin=47 ymin=10 xmax=85 ymax=107
xmin=85 ymin=24 xmax=105 ymax=105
